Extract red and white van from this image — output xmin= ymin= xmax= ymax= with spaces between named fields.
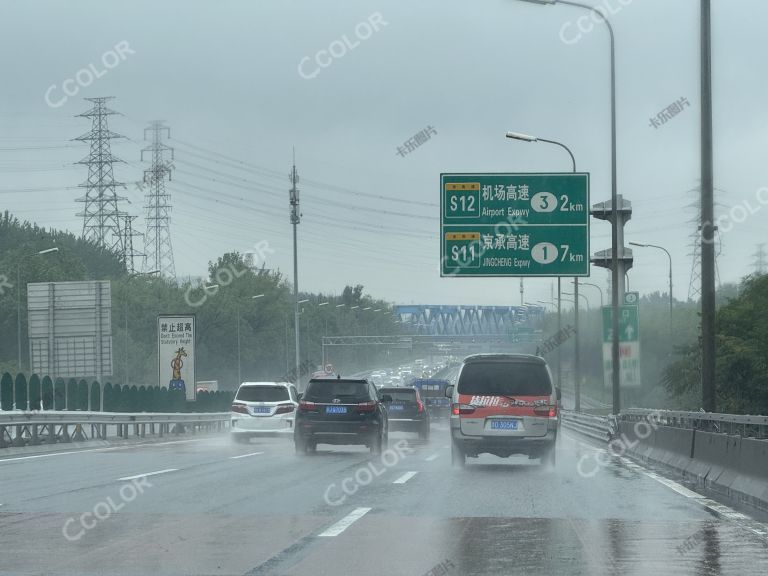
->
xmin=445 ymin=354 xmax=560 ymax=467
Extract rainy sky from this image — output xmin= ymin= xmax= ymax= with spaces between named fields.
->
xmin=2 ymin=0 xmax=766 ymax=306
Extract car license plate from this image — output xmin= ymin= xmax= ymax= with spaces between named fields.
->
xmin=491 ymin=420 xmax=518 ymax=430
xmin=252 ymin=406 xmax=271 ymax=414
xmin=389 ymin=404 xmax=405 ymax=411
xmin=326 ymin=406 xmax=347 ymax=414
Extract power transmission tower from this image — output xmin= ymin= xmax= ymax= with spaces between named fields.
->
xmin=141 ymin=121 xmax=176 ymax=278
xmin=121 ymin=215 xmax=144 ymax=274
xmin=753 ymin=243 xmax=767 ymax=275
xmin=687 ymin=185 xmax=723 ymax=300
xmin=74 ymin=97 xmax=127 ymax=255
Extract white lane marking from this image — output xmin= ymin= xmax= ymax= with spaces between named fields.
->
xmin=614 ymin=455 xmax=768 ymax=541
xmin=117 ymin=468 xmax=178 ymax=481
xmin=318 ymin=507 xmax=372 ymax=537
xmin=0 ymin=439 xmax=203 ymax=464
xmin=393 ymin=471 xmax=418 ymax=484
xmin=425 ymin=453 xmax=439 ymax=462
xmin=229 ymin=451 xmax=264 ymax=459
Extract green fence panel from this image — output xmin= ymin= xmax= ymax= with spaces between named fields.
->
xmin=29 ymin=374 xmax=41 ymax=410
xmin=0 ymin=373 xmax=13 ymax=411
xmin=41 ymin=376 xmax=53 ymax=410
xmin=14 ymin=374 xmax=28 ymax=411
xmin=66 ymin=379 xmax=77 ymax=410
xmin=90 ymin=381 xmax=101 ymax=411
xmin=54 ymin=378 xmax=66 ymax=410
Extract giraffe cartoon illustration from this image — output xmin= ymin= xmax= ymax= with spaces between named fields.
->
xmin=168 ymin=347 xmax=188 ymax=392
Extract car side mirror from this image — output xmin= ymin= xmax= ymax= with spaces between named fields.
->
xmin=381 ymin=394 xmax=393 ymax=403
xmin=556 ymin=387 xmax=562 ymax=401
xmin=297 ymin=393 xmax=303 ymax=401
xmin=444 ymin=385 xmax=454 ymax=398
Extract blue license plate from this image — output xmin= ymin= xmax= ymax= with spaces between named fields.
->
xmin=326 ymin=406 xmax=348 ymax=414
xmin=252 ymin=406 xmax=271 ymax=414
xmin=491 ymin=420 xmax=518 ymax=430
xmin=389 ymin=404 xmax=405 ymax=411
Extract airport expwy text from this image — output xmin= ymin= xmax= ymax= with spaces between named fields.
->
xmin=482 ymin=207 xmax=530 ymax=218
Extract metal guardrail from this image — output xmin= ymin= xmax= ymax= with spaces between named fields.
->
xmin=0 ymin=411 xmax=231 ymax=449
xmin=561 ymin=410 xmax=610 ymax=442
xmin=621 ymin=409 xmax=768 ymax=439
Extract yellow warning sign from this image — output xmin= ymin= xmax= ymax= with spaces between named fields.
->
xmin=445 ymin=183 xmax=480 ymax=191
xmin=445 ymin=232 xmax=480 ymax=241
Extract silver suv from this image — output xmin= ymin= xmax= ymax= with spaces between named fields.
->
xmin=446 ymin=354 xmax=560 ymax=467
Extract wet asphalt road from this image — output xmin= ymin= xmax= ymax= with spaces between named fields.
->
xmin=1 ymin=422 xmax=767 ymax=576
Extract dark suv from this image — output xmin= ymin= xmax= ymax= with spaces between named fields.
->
xmin=378 ymin=386 xmax=430 ymax=440
xmin=446 ymin=354 xmax=560 ymax=467
xmin=294 ymin=378 xmax=389 ymax=455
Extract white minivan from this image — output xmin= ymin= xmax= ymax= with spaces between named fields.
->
xmin=230 ymin=381 xmax=299 ymax=442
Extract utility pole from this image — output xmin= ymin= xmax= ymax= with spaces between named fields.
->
xmin=141 ymin=121 xmax=176 ymax=278
xmin=700 ymin=0 xmax=716 ymax=413
xmin=289 ymin=151 xmax=301 ymax=389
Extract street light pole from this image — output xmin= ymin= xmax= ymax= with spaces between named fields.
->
xmin=579 ymin=281 xmax=604 ymax=309
xmin=629 ymin=242 xmax=673 ymax=337
xmin=513 ymin=0 xmax=620 ymax=414
xmin=506 ymin=130 xmax=579 ymax=406
xmin=17 ymin=247 xmax=59 ymax=373
xmin=289 ymin=154 xmax=302 ymax=389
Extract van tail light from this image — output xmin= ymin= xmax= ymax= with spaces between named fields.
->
xmin=451 ymin=403 xmax=475 ymax=416
xmin=357 ymin=401 xmax=376 ymax=413
xmin=275 ymin=403 xmax=295 ymax=414
xmin=417 ymin=400 xmax=424 ymax=413
xmin=298 ymin=400 xmax=317 ymax=411
xmin=231 ymin=403 xmax=249 ymax=414
xmin=534 ymin=404 xmax=558 ymax=418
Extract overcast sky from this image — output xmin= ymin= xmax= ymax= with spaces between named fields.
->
xmin=1 ymin=0 xmax=766 ymax=308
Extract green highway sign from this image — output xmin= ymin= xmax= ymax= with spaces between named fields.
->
xmin=602 ymin=304 xmax=641 ymax=388
xmin=602 ymin=305 xmax=639 ymax=342
xmin=440 ymin=173 xmax=590 ymax=277
xmin=623 ymin=291 xmax=640 ymax=305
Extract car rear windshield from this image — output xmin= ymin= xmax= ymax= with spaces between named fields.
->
xmin=381 ymin=390 xmax=416 ymax=403
xmin=457 ymin=362 xmax=551 ymax=396
xmin=235 ymin=385 xmax=289 ymax=402
xmin=304 ymin=381 xmax=371 ymax=403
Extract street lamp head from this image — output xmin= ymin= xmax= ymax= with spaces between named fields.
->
xmin=505 ymin=131 xmax=538 ymax=142
xmin=203 ymin=284 xmax=220 ymax=291
xmin=298 ymin=298 xmax=309 ymax=304
xmin=628 ymin=242 xmax=647 ymax=247
xmin=335 ymin=304 xmax=345 ymax=308
xmin=252 ymin=293 xmax=265 ymax=299
xmin=514 ymin=0 xmax=557 ymax=5
xmin=319 ymin=302 xmax=329 ymax=306
xmin=37 ymin=247 xmax=59 ymax=255
xmin=351 ymin=305 xmax=359 ymax=309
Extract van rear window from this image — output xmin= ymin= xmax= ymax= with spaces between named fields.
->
xmin=457 ymin=362 xmax=551 ymax=396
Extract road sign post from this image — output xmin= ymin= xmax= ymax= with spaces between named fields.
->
xmin=440 ymin=173 xmax=590 ymax=277
xmin=601 ymin=305 xmax=641 ymax=388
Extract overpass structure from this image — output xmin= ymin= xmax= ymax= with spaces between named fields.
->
xmin=392 ymin=304 xmax=544 ymax=336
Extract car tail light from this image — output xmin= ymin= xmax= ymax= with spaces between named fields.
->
xmin=451 ymin=403 xmax=475 ymax=415
xmin=417 ymin=400 xmax=424 ymax=413
xmin=231 ymin=403 xmax=249 ymax=414
xmin=275 ymin=403 xmax=295 ymax=414
xmin=357 ymin=401 xmax=376 ymax=413
xmin=534 ymin=404 xmax=558 ymax=417
xmin=298 ymin=400 xmax=316 ymax=411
